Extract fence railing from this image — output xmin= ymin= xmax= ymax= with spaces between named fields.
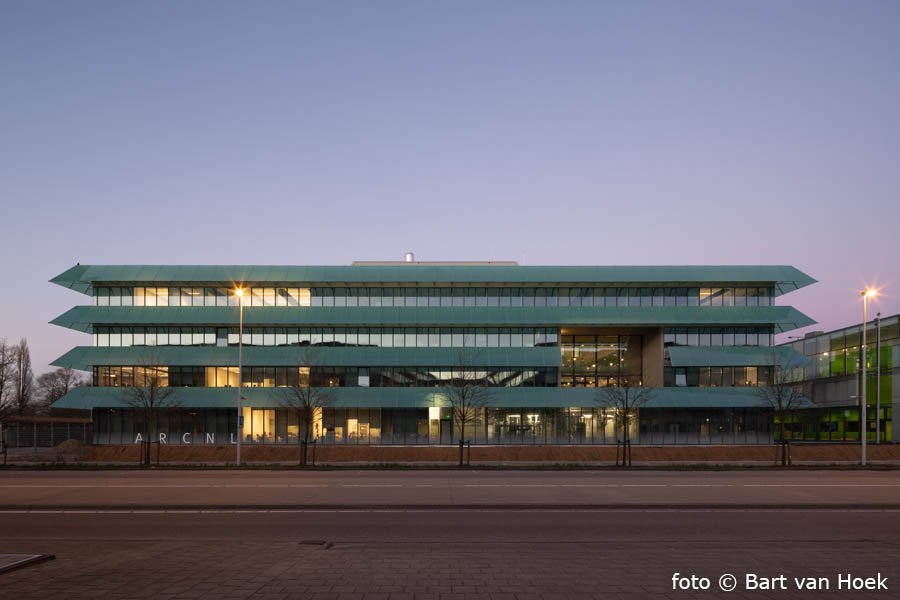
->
xmin=0 ymin=421 xmax=92 ymax=449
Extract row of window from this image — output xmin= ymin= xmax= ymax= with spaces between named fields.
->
xmin=94 ymin=364 xmax=772 ymax=389
xmin=92 ymin=407 xmax=777 ymax=446
xmin=92 ymin=365 xmax=559 ymax=388
xmin=93 ymin=285 xmax=775 ymax=308
xmin=559 ymin=375 xmax=642 ymax=388
xmin=91 ymin=325 xmax=774 ymax=349
xmin=803 ymin=344 xmax=895 ymax=380
xmin=560 ymin=334 xmax=643 ymax=377
xmin=663 ymin=366 xmax=773 ymax=387
xmin=92 ymin=326 xmax=560 ymax=348
xmin=788 ymin=316 xmax=900 ymax=355
xmin=664 ymin=327 xmax=774 ymax=347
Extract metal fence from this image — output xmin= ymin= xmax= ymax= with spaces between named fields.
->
xmin=1 ymin=420 xmax=92 ymax=449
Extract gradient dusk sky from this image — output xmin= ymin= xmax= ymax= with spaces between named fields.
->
xmin=2 ymin=1 xmax=899 ymax=375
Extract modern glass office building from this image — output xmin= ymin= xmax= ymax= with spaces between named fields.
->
xmin=49 ymin=262 xmax=816 ymax=445
xmin=777 ymin=315 xmax=898 ymax=443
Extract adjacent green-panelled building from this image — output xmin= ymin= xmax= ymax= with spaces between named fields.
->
xmin=49 ymin=262 xmax=816 ymax=445
xmin=777 ymin=315 xmax=898 ymax=443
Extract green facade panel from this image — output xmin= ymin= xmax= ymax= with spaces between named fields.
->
xmin=51 ymin=264 xmax=816 ymax=296
xmin=51 ymin=305 xmax=815 ymax=333
xmin=53 ymin=385 xmax=785 ymax=410
xmin=52 ymin=346 xmax=563 ymax=370
xmin=667 ymin=346 xmax=812 ymax=367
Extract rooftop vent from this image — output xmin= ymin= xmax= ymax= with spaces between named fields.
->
xmin=352 ymin=259 xmax=519 ymax=266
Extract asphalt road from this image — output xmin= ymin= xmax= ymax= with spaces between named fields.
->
xmin=2 ymin=469 xmax=900 ymax=508
xmin=1 ymin=507 xmax=897 ymax=544
xmin=3 ymin=470 xmax=900 ymax=599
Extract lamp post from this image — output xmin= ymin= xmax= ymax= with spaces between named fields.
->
xmin=875 ymin=312 xmax=881 ymax=444
xmin=235 ymin=287 xmax=244 ymax=467
xmin=859 ymin=288 xmax=877 ymax=466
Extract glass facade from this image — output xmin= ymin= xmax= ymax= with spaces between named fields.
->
xmin=92 ymin=326 xmax=559 ymax=348
xmin=93 ymin=365 xmax=558 ymax=388
xmin=663 ymin=366 xmax=773 ymax=387
xmin=664 ymin=327 xmax=775 ymax=347
xmin=94 ymin=285 xmax=774 ymax=308
xmin=92 ymin=406 xmax=774 ymax=445
xmin=559 ymin=334 xmax=642 ymax=387
xmin=778 ymin=315 xmax=898 ymax=442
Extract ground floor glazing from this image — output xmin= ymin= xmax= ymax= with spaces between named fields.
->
xmin=92 ymin=406 xmax=777 ymax=445
xmin=777 ymin=405 xmax=893 ymax=442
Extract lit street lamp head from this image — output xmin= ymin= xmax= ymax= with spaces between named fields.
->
xmin=861 ymin=288 xmax=878 ymax=298
xmin=234 ymin=287 xmax=244 ymax=297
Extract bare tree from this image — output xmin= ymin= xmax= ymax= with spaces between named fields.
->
xmin=754 ymin=350 xmax=810 ymax=466
xmin=443 ymin=352 xmax=492 ymax=466
xmin=279 ymin=351 xmax=335 ymax=465
xmin=120 ymin=353 xmax=179 ymax=465
xmin=12 ymin=339 xmax=35 ymax=415
xmin=595 ymin=382 xmax=655 ymax=467
xmin=0 ymin=340 xmax=15 ymax=417
xmin=36 ymin=367 xmax=86 ymax=412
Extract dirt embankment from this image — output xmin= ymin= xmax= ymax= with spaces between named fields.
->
xmin=76 ymin=443 xmax=900 ymax=464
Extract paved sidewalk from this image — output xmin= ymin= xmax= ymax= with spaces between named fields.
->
xmin=3 ymin=536 xmax=895 ymax=599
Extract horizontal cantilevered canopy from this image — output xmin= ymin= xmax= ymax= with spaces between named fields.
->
xmin=51 ymin=264 xmax=816 ymax=296
xmin=666 ymin=346 xmax=813 ymax=368
xmin=50 ymin=305 xmax=816 ymax=334
xmin=51 ymin=346 xmax=564 ymax=371
xmin=51 ymin=385 xmax=814 ymax=410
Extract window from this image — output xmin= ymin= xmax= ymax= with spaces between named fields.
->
xmin=334 ymin=287 xmax=347 ymax=307
xmin=664 ymin=288 xmax=677 ymax=307
xmin=297 ymin=288 xmax=312 ymax=307
xmin=321 ymin=288 xmax=334 ymax=307
xmin=721 ymin=287 xmax=734 ymax=307
xmin=413 ymin=288 xmax=426 ymax=307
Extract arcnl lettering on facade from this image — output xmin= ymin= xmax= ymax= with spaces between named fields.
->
xmin=133 ymin=432 xmax=232 ymax=444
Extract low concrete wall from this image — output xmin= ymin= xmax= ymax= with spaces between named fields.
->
xmin=77 ymin=443 xmax=900 ymax=464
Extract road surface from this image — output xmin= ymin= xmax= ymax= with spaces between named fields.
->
xmin=2 ymin=470 xmax=898 ymax=599
xmin=2 ymin=469 xmax=900 ymax=508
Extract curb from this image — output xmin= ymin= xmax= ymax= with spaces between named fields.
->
xmin=3 ymin=503 xmax=900 ymax=512
xmin=0 ymin=554 xmax=55 ymax=574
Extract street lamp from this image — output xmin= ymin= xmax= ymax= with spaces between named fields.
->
xmin=859 ymin=288 xmax=877 ymax=466
xmin=876 ymin=312 xmax=882 ymax=444
xmin=235 ymin=287 xmax=245 ymax=467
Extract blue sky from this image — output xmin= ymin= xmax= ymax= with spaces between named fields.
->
xmin=2 ymin=1 xmax=898 ymax=373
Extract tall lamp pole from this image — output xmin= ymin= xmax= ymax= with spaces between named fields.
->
xmin=859 ymin=289 xmax=877 ymax=466
xmin=875 ymin=312 xmax=881 ymax=444
xmin=235 ymin=287 xmax=245 ymax=467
